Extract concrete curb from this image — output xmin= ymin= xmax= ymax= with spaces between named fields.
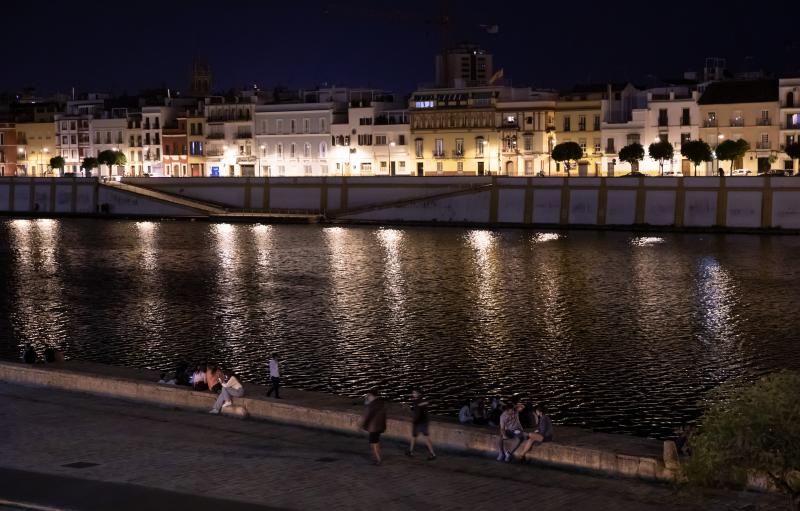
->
xmin=0 ymin=361 xmax=675 ymax=482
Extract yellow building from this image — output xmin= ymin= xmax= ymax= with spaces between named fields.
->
xmin=698 ymin=79 xmax=779 ymax=175
xmin=186 ymin=112 xmax=207 ymax=176
xmin=409 ymin=86 xmax=556 ymax=176
xmin=16 ymin=122 xmax=57 ymax=176
xmin=554 ymin=87 xmax=604 ymax=176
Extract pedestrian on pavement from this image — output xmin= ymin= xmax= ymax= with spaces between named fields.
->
xmin=406 ymin=389 xmax=436 ymax=460
xmin=210 ymin=371 xmax=245 ymax=414
xmin=498 ymin=402 xmax=528 ymax=462
xmin=266 ymin=353 xmax=281 ymax=399
xmin=361 ymin=389 xmax=387 ymax=465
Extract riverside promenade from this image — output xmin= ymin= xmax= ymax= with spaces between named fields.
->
xmin=0 ymin=361 xmax=781 ymax=510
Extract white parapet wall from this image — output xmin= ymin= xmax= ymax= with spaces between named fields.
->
xmin=3 ymin=176 xmax=800 ymax=230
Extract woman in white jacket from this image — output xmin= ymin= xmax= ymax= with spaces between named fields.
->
xmin=209 ymin=371 xmax=244 ymax=414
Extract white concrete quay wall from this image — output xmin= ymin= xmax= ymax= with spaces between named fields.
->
xmin=0 ymin=361 xmax=672 ymax=482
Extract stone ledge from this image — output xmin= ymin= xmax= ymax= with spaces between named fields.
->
xmin=0 ymin=361 xmax=674 ymax=482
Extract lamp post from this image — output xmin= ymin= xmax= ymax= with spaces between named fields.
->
xmin=388 ymin=141 xmax=396 ymax=176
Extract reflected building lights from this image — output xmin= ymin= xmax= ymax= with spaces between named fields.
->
xmin=532 ymin=232 xmax=561 ymax=244
xmin=376 ymin=228 xmax=405 ymax=315
xmin=631 ymin=236 xmax=666 ymax=247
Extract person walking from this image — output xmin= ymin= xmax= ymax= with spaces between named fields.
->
xmin=406 ymin=389 xmax=436 ymax=460
xmin=360 ymin=389 xmax=387 ymax=465
xmin=210 ymin=371 xmax=245 ymax=414
xmin=266 ymin=353 xmax=281 ymax=399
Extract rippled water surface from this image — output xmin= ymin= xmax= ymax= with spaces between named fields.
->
xmin=2 ymin=218 xmax=799 ymax=438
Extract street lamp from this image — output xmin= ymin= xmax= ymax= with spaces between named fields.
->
xmin=388 ymin=141 xmax=396 ymax=176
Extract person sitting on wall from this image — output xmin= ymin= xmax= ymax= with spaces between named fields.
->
xmin=159 ymin=372 xmax=176 ymax=385
xmin=22 ymin=344 xmax=37 ymax=364
xmin=488 ymin=397 xmax=504 ymax=427
xmin=518 ymin=405 xmax=554 ymax=462
xmin=209 ymin=370 xmax=244 ymax=414
xmin=471 ymin=398 xmax=488 ymax=426
xmin=43 ymin=346 xmax=56 ymax=363
xmin=458 ymin=400 xmax=474 ymax=424
xmin=206 ymin=365 xmax=223 ymax=393
xmin=191 ymin=364 xmax=208 ymax=391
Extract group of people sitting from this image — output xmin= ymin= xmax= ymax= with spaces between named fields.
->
xmin=157 ymin=354 xmax=282 ymax=414
xmin=20 ymin=344 xmax=65 ymax=364
xmin=459 ymin=397 xmax=554 ymax=462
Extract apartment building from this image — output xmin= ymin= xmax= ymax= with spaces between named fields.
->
xmin=555 ymin=86 xmax=604 ymax=176
xmin=779 ymin=77 xmax=800 ymax=172
xmin=162 ymin=117 xmax=189 ymax=177
xmin=205 ymin=98 xmax=256 ymax=177
xmin=13 ymin=101 xmax=60 ymax=176
xmin=0 ymin=123 xmax=17 ymax=176
xmin=331 ymin=90 xmax=410 ymax=176
xmin=698 ymin=79 xmax=779 ymax=175
xmin=55 ymin=95 xmax=107 ymax=175
xmin=255 ymin=89 xmax=343 ymax=177
xmin=643 ymin=83 xmax=700 ymax=175
xmin=495 ymin=91 xmax=557 ymax=175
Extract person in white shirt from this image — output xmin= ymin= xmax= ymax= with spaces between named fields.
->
xmin=266 ymin=353 xmax=281 ymax=399
xmin=209 ymin=372 xmax=244 ymax=414
xmin=458 ymin=401 xmax=474 ymax=424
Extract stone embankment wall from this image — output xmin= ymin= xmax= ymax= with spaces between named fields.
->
xmin=0 ymin=361 xmax=675 ymax=482
xmin=3 ymin=176 xmax=800 ymax=231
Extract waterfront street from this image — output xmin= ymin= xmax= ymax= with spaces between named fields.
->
xmin=0 ymin=383 xmax=781 ymax=511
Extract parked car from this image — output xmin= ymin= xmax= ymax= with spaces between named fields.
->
xmin=731 ymin=169 xmax=752 ymax=176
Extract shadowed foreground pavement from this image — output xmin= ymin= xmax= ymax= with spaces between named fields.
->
xmin=0 ymin=384 xmax=781 ymax=511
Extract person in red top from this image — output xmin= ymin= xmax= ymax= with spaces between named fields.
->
xmin=361 ymin=389 xmax=387 ymax=465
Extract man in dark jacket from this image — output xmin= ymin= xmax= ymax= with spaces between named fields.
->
xmin=361 ymin=389 xmax=387 ymax=465
xmin=406 ymin=389 xmax=436 ymax=460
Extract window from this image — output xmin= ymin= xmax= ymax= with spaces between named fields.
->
xmin=290 ymin=120 xmax=296 ymax=133
xmin=578 ymin=115 xmax=586 ymax=131
xmin=303 ymin=119 xmax=310 ymax=133
xmin=563 ymin=116 xmax=571 ymax=132
xmin=455 ymin=138 xmax=464 ymax=156
xmin=319 ymin=142 xmax=327 ymax=158
xmin=155 ymin=148 xmax=160 ymax=159
xmin=434 ymin=138 xmax=444 ymax=157
xmin=360 ymin=162 xmax=372 ymax=173
xmin=476 ymin=137 xmax=485 ymax=156
xmin=593 ymin=138 xmax=601 ymax=153
xmin=277 ymin=119 xmax=284 ymax=133
xmin=357 ymin=134 xmax=373 ymax=146
xmin=415 ymin=100 xmax=435 ymax=109
xmin=523 ymin=135 xmax=533 ymax=151
xmin=593 ymin=115 xmax=600 ymax=131
xmin=436 ymin=161 xmax=443 ymax=172
xmin=606 ymin=138 xmax=616 ymax=153
xmin=359 ymin=117 xmax=373 ymax=126
xmin=760 ymin=133 xmax=769 ymax=149
xmin=0 ymin=133 xmax=3 ymax=145
xmin=579 ymin=138 xmax=587 ymax=153
xmin=304 ymin=164 xmax=312 ymax=175
xmin=303 ymin=143 xmax=310 ymax=158
xmin=290 ymin=143 xmax=296 ymax=157
xmin=525 ymin=160 xmax=533 ymax=175
xmin=680 ymin=133 xmax=691 ymax=146
xmin=415 ymin=139 xmax=423 ymax=158
xmin=626 ymin=134 xmax=640 ymax=145
xmin=164 ymin=145 xmax=171 ymax=156
xmin=658 ymin=109 xmax=668 ymax=126
xmin=457 ymin=161 xmax=464 ymax=173
xmin=681 ymin=108 xmax=690 ymax=126
xmin=375 ymin=135 xmax=387 ymax=145
xmin=659 ymin=133 xmax=669 ymax=144
xmin=277 ymin=143 xmax=283 ymax=158
xmin=398 ymin=135 xmax=406 ymax=145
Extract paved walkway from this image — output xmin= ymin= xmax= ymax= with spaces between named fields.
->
xmin=0 ymin=384 xmax=779 ymax=511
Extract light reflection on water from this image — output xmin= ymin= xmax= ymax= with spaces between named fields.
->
xmin=1 ymin=219 xmax=799 ymax=438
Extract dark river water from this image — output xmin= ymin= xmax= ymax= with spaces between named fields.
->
xmin=1 ymin=218 xmax=799 ymax=438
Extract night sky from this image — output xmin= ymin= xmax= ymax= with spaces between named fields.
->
xmin=4 ymin=0 xmax=799 ymax=96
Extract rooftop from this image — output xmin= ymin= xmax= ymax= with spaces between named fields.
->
xmin=698 ymin=79 xmax=778 ymax=104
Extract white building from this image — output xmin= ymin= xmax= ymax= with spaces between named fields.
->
xmin=496 ymin=89 xmax=558 ymax=176
xmin=330 ymin=90 xmax=411 ymax=176
xmin=204 ymin=98 xmax=256 ymax=177
xmin=90 ymin=108 xmax=128 ymax=177
xmin=255 ymin=89 xmax=344 ymax=177
xmin=642 ymin=85 xmax=700 ymax=175
xmin=779 ymin=77 xmax=800 ymax=172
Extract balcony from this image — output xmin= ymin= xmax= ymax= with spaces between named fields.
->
xmin=756 ymin=142 xmax=771 ymax=150
xmin=207 ymin=133 xmax=225 ymax=140
xmin=680 ymin=117 xmax=691 ymax=126
xmin=730 ymin=118 xmax=744 ymax=127
xmin=756 ymin=117 xmax=772 ymax=126
xmin=433 ymin=152 xmax=446 ymax=159
xmin=703 ymin=119 xmax=718 ymax=128
xmin=235 ymin=131 xmax=253 ymax=139
xmin=658 ymin=119 xmax=669 ymax=127
xmin=501 ymin=121 xmax=520 ymax=130
xmin=783 ymin=123 xmax=800 ymax=130
xmin=451 ymin=150 xmax=464 ymax=159
xmin=605 ymin=146 xmax=616 ymax=154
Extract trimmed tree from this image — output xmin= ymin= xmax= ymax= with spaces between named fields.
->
xmin=618 ymin=143 xmax=645 ymax=174
xmin=683 ymin=371 xmax=800 ymax=511
xmin=715 ymin=138 xmax=750 ymax=175
xmin=49 ymin=156 xmax=65 ymax=175
xmin=81 ymin=157 xmax=99 ymax=177
xmin=648 ymin=140 xmax=674 ymax=176
xmin=551 ymin=141 xmax=583 ymax=176
xmin=785 ymin=142 xmax=800 ymax=175
xmin=681 ymin=140 xmax=714 ymax=177
xmin=97 ymin=150 xmax=127 ymax=177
